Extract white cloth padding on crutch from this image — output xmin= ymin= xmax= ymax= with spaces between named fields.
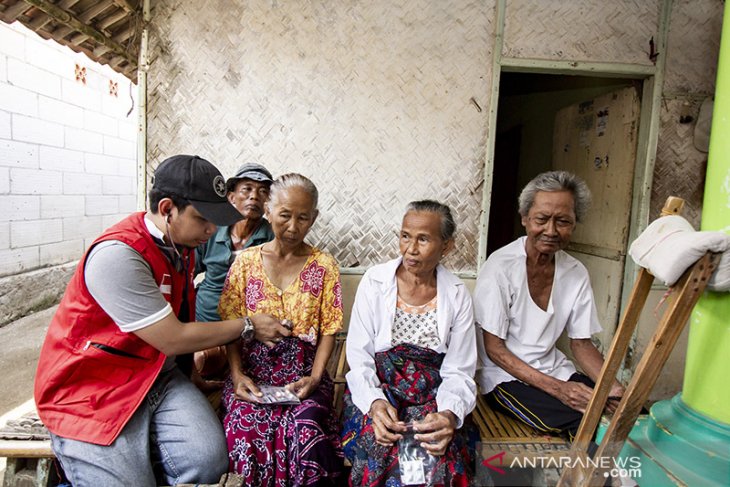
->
xmin=629 ymin=215 xmax=730 ymax=291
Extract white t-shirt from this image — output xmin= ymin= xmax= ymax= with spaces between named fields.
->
xmin=473 ymin=237 xmax=601 ymax=393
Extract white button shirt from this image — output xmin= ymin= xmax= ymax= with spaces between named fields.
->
xmin=474 ymin=237 xmax=601 ymax=393
xmin=345 ymin=257 xmax=477 ymax=427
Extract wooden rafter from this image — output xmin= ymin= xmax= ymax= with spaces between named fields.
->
xmin=1 ymin=1 xmax=31 ymax=21
xmin=21 ymin=0 xmax=137 ymax=66
xmin=110 ymin=0 xmax=137 ymax=14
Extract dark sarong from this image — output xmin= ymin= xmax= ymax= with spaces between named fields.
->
xmin=222 ymin=337 xmax=344 ymax=486
xmin=341 ymin=344 xmax=476 ymax=486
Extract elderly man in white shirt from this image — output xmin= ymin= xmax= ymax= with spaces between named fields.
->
xmin=343 ymin=200 xmax=477 ymax=486
xmin=474 ymin=171 xmax=624 ymax=440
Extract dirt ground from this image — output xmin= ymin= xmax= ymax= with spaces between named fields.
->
xmin=0 ymin=306 xmax=54 ymax=416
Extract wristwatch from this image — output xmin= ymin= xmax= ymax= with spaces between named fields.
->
xmin=240 ymin=317 xmax=255 ymax=343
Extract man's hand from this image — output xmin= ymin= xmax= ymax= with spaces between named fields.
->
xmin=233 ymin=375 xmax=263 ymax=402
xmin=286 ymin=375 xmax=320 ymax=400
xmin=555 ymin=381 xmax=594 ymax=413
xmin=251 ymin=314 xmax=292 ymax=347
xmin=605 ymin=382 xmax=625 ymax=414
xmin=413 ymin=411 xmax=457 ymax=456
xmin=368 ymin=399 xmax=406 ymax=446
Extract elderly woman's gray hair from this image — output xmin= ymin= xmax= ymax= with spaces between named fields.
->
xmin=518 ymin=171 xmax=591 ymax=222
xmin=405 ymin=200 xmax=456 ymax=241
xmin=267 ymin=173 xmax=319 ymax=211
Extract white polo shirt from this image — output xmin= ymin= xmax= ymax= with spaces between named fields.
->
xmin=473 ymin=237 xmax=601 ymax=393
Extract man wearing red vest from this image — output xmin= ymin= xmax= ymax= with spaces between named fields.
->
xmin=34 ymin=155 xmax=291 ymax=486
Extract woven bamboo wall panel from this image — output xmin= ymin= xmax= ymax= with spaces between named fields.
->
xmin=503 ymin=0 xmax=659 ymax=65
xmin=664 ymin=0 xmax=722 ymax=95
xmin=651 ymin=99 xmax=707 ymax=227
xmin=147 ymin=0 xmax=493 ymax=273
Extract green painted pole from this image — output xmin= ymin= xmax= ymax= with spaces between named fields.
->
xmin=681 ymin=4 xmax=730 ymax=424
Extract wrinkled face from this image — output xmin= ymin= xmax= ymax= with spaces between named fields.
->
xmin=521 ymin=190 xmax=576 ymax=255
xmin=164 ymin=203 xmax=217 ymax=248
xmin=266 ymin=186 xmax=318 ymax=247
xmin=228 ymin=179 xmax=270 ymax=220
xmin=399 ymin=210 xmax=453 ymax=276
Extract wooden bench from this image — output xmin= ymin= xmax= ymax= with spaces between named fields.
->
xmin=0 ymin=331 xmax=569 ymax=486
xmin=0 ymin=421 xmax=56 ymax=487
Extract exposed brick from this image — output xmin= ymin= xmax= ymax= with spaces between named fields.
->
xmin=0 ymin=82 xmax=38 ymax=117
xmin=41 ymin=195 xmax=84 ymax=218
xmin=102 ymin=91 xmax=136 ymax=118
xmin=65 ymin=126 xmax=103 ymax=153
xmin=39 ymin=96 xmax=84 ymax=128
xmin=0 ymin=110 xmax=9 ymax=138
xmin=0 ymin=55 xmax=6 ymax=82
xmin=0 ymin=195 xmax=40 ymax=221
xmin=7 ymin=58 xmax=61 ymax=98
xmin=0 ymin=168 xmax=8 ymax=193
xmin=117 ymin=157 xmax=138 ymax=177
xmin=24 ymin=38 xmax=76 ymax=81
xmin=103 ymin=135 xmax=135 ymax=158
xmin=11 ymin=114 xmax=64 ymax=147
xmin=84 ymin=153 xmax=119 ymax=175
xmin=85 ymin=195 xmax=118 ymax=215
xmin=39 ymin=146 xmax=84 ymax=172
xmin=11 ymin=219 xmax=62 ymax=247
xmin=0 ymin=24 xmax=25 ymax=61
xmin=118 ymin=195 xmax=137 ymax=213
xmin=61 ymin=78 xmax=101 ymax=111
xmin=63 ymin=172 xmax=102 ymax=195
xmin=102 ymin=175 xmax=133 ymax=195
xmin=63 ymin=215 xmax=102 ymax=240
xmin=0 ymin=139 xmax=38 ymax=168
xmin=84 ymin=110 xmax=117 ymax=136
xmin=0 ymin=247 xmax=39 ymax=277
xmin=40 ymin=239 xmax=83 ymax=266
xmin=0 ymin=222 xmax=8 ymax=249
xmin=101 ymin=213 xmax=127 ymax=229
xmin=118 ymin=120 xmax=139 ymax=140
xmin=11 ymin=168 xmax=62 ymax=195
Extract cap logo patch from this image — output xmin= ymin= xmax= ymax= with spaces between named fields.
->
xmin=213 ymin=175 xmax=226 ymax=197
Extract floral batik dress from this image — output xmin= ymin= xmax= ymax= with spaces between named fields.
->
xmin=218 ymin=245 xmax=344 ymax=486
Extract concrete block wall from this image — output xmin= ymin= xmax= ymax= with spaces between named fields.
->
xmin=0 ymin=21 xmax=139 ymax=280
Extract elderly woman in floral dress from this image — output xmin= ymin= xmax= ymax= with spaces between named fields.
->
xmin=218 ymin=173 xmax=344 ymax=486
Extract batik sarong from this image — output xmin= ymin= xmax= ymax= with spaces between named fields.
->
xmin=341 ymin=343 xmax=477 ymax=486
xmin=222 ymin=337 xmax=344 ymax=486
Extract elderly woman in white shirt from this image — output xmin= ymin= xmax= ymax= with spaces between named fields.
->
xmin=342 ymin=200 xmax=477 ymax=486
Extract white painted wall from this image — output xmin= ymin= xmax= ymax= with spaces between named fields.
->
xmin=0 ymin=22 xmax=138 ymax=278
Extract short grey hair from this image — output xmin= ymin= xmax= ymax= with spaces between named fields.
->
xmin=518 ymin=171 xmax=591 ymax=222
xmin=267 ymin=173 xmax=319 ymax=211
xmin=405 ymin=200 xmax=456 ymax=241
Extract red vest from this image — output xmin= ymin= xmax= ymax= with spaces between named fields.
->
xmin=34 ymin=212 xmax=196 ymax=446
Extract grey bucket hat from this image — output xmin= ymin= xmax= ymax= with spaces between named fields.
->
xmin=226 ymin=163 xmax=273 ymax=192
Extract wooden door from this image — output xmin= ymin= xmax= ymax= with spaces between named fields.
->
xmin=552 ymin=86 xmax=640 ymax=346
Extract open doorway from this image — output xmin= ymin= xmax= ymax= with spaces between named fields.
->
xmin=488 ymin=72 xmax=642 ymax=254
xmin=488 ymin=72 xmax=643 ymax=342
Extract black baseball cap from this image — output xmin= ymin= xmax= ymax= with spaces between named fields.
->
xmin=226 ymin=162 xmax=274 ymax=192
xmin=152 ymin=155 xmax=243 ymax=226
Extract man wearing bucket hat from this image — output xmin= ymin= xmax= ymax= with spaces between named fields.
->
xmin=195 ymin=162 xmax=275 ymax=323
xmin=193 ymin=163 xmax=276 ymax=385
xmin=34 ymin=155 xmax=290 ymax=486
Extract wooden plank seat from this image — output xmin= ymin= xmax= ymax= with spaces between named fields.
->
xmin=0 ymin=331 xmax=353 ymax=486
xmin=471 ymin=389 xmax=570 ymax=474
xmin=0 ymin=332 xmax=572 ymax=484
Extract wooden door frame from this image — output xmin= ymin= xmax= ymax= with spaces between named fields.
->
xmin=478 ymin=0 xmax=673 ymax=334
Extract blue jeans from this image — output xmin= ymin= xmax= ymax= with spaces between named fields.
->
xmin=50 ymin=366 xmax=228 ymax=486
